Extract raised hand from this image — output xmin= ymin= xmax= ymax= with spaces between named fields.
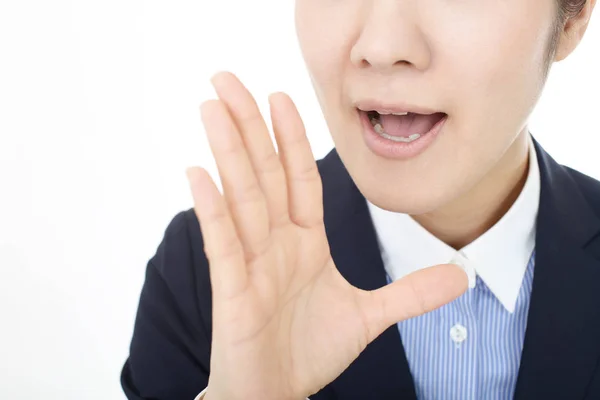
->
xmin=186 ymin=71 xmax=468 ymax=400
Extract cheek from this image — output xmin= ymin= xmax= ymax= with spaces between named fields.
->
xmin=299 ymin=48 xmax=351 ymax=134
xmin=438 ymin=11 xmax=552 ymax=140
xmin=295 ymin=1 xmax=357 ymax=105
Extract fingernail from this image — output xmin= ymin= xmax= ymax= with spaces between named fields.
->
xmin=450 ymin=258 xmax=476 ymax=289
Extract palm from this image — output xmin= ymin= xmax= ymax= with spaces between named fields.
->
xmin=186 ymin=71 xmax=467 ymax=400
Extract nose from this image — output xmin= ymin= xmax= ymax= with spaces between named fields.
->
xmin=350 ymin=3 xmax=431 ymax=73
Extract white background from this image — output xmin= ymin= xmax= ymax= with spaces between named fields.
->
xmin=0 ymin=1 xmax=598 ymax=399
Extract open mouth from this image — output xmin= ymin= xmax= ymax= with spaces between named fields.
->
xmin=363 ymin=109 xmax=447 ymax=143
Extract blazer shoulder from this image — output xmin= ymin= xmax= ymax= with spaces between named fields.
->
xmin=148 ymin=208 xmax=213 ymax=338
xmin=121 ymin=210 xmax=213 ymax=399
xmin=149 ymin=209 xmax=207 ymax=293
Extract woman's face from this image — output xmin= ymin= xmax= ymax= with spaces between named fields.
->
xmin=294 ymin=0 xmax=559 ymax=214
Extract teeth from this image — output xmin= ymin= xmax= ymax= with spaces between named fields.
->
xmin=368 ymin=113 xmax=421 ymax=142
xmin=372 ymin=122 xmax=421 ymax=143
xmin=381 ymin=132 xmax=421 ymax=143
xmin=375 ymin=111 xmax=409 ymax=116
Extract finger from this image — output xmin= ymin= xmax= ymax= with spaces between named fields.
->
xmin=210 ymin=71 xmax=290 ymax=229
xmin=359 ymin=264 xmax=468 ymax=342
xmin=269 ymin=92 xmax=323 ymax=229
xmin=186 ymin=166 xmax=248 ymax=299
xmin=200 ymin=99 xmax=270 ymax=263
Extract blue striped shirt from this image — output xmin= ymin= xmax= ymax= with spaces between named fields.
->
xmin=391 ymin=249 xmax=535 ymax=400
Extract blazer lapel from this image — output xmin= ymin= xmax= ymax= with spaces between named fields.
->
xmin=318 ymin=149 xmax=417 ymax=399
xmin=514 ymin=136 xmax=600 ymax=399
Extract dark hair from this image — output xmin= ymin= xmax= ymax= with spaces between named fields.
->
xmin=558 ymin=0 xmax=587 ymax=22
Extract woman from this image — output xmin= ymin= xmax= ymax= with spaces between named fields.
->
xmin=121 ymin=0 xmax=600 ymax=399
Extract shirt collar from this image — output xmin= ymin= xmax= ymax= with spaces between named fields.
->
xmin=366 ymin=133 xmax=540 ymax=313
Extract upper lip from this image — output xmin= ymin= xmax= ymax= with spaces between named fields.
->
xmin=354 ymin=99 xmax=444 ymax=115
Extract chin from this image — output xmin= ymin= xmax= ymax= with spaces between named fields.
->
xmin=354 ymin=175 xmax=449 ymax=216
xmin=331 ymin=116 xmax=467 ymax=216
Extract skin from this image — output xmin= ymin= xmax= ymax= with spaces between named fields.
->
xmin=295 ymin=0 xmax=596 ymax=249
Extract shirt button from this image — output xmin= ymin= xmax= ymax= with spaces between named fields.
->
xmin=450 ymin=323 xmax=467 ymax=344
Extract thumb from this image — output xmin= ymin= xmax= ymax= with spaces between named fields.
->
xmin=359 ymin=264 xmax=468 ymax=343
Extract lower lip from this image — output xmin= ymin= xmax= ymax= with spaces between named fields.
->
xmin=359 ymin=109 xmax=448 ymax=160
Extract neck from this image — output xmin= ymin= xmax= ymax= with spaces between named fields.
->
xmin=411 ymin=129 xmax=531 ymax=250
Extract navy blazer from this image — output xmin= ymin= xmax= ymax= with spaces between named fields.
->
xmin=121 ymin=136 xmax=600 ymax=399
